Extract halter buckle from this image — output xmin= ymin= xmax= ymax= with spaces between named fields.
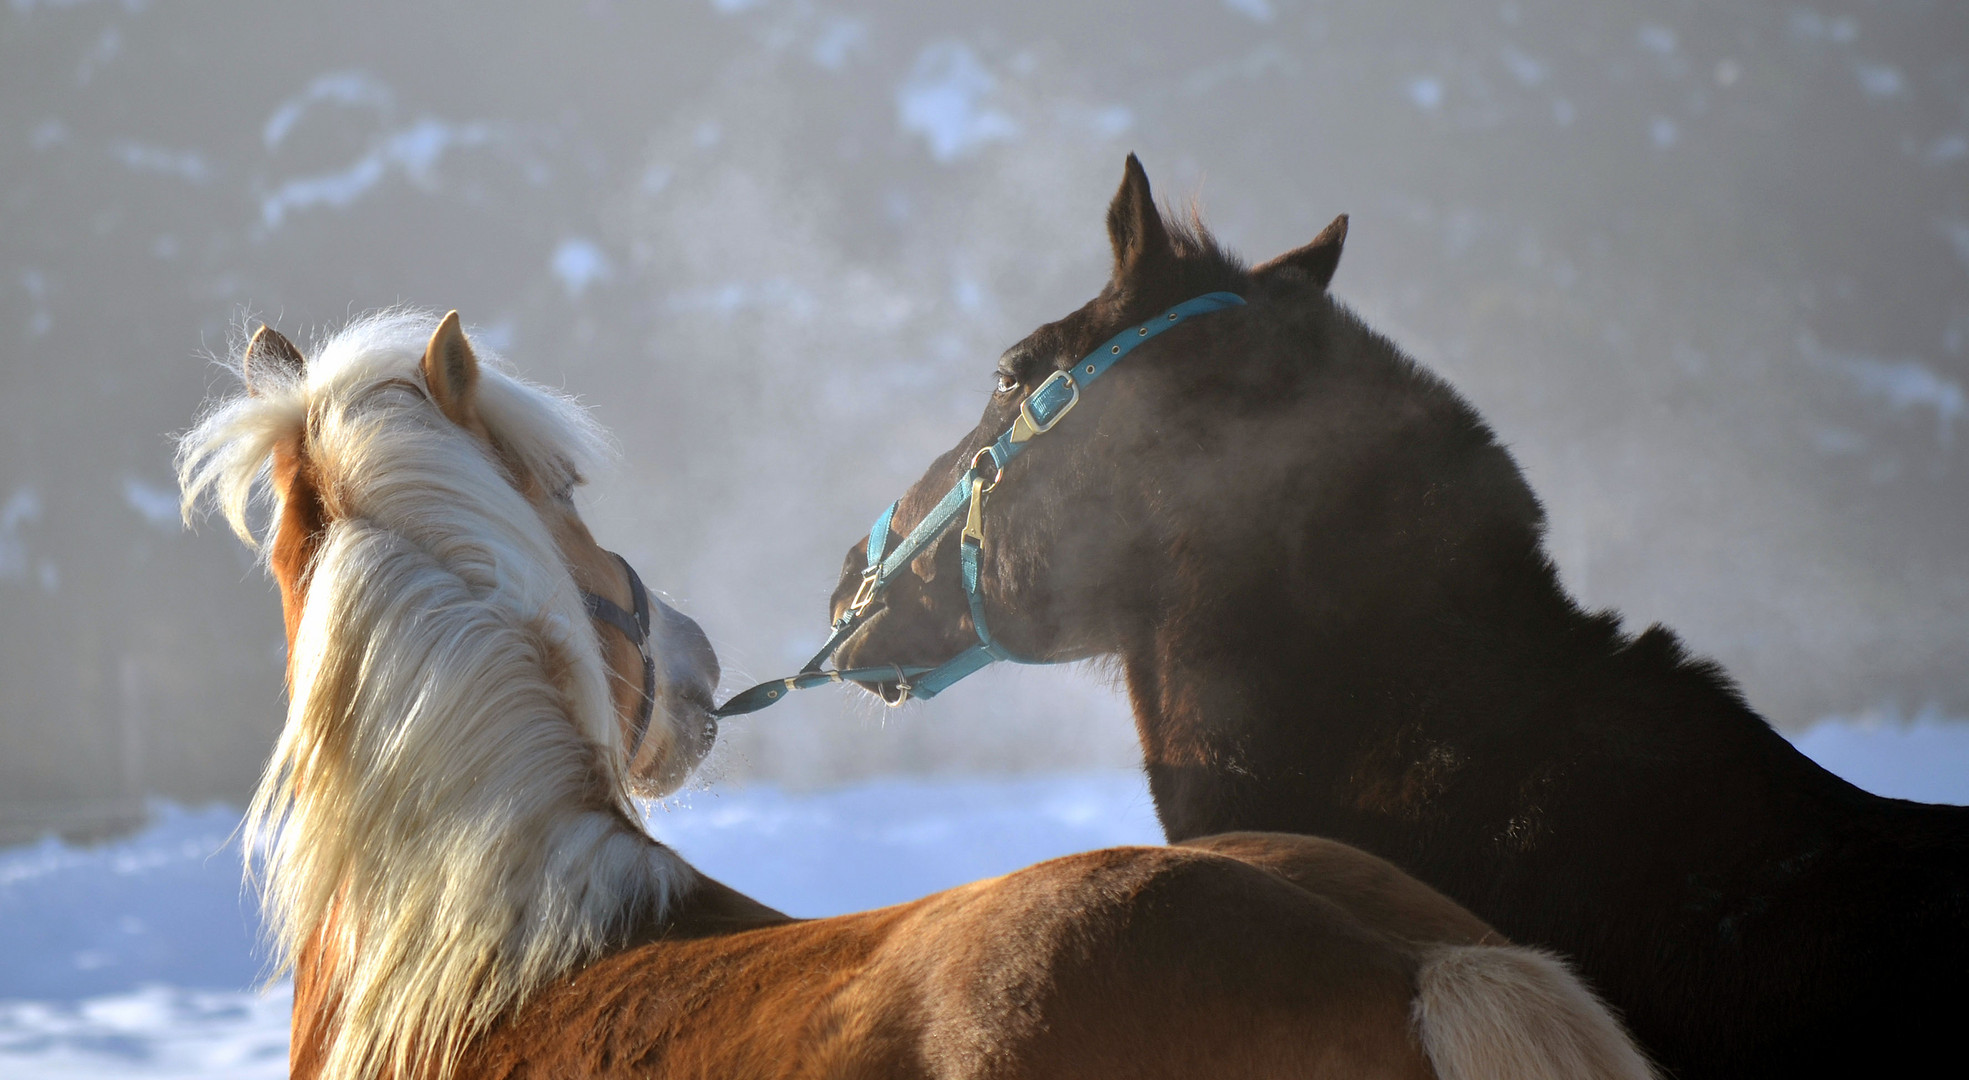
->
xmin=1009 ymin=369 xmax=1079 ymax=444
xmin=848 ymin=566 xmax=882 ymax=614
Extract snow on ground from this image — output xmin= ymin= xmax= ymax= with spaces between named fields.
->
xmin=650 ymin=772 xmax=1163 ymax=917
xmin=0 ymin=986 xmax=292 ymax=1080
xmin=0 ymin=771 xmax=1162 ymax=1080
xmin=2 ymin=723 xmax=1964 ymax=1079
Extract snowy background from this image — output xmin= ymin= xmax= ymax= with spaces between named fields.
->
xmin=4 ymin=0 xmax=1968 ymax=828
xmin=3 ymin=0 xmax=1968 ymax=1074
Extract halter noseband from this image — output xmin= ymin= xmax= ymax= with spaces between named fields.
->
xmin=713 ymin=291 xmax=1246 ymax=718
xmin=582 ymin=551 xmax=657 ymax=761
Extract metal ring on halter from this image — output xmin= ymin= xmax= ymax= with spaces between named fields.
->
xmin=880 ymin=664 xmax=913 ymax=707
xmin=969 ymin=445 xmax=1004 ymax=493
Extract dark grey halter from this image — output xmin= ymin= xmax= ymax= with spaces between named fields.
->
xmin=582 ymin=551 xmax=657 ymax=760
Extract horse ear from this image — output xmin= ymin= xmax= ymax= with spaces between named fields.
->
xmin=421 ymin=311 xmax=481 ymax=430
xmin=1106 ymin=153 xmax=1173 ymax=281
xmin=1252 ymin=214 xmax=1348 ymax=289
xmin=243 ymin=325 xmax=304 ymax=396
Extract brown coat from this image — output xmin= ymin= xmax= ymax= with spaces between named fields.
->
xmin=291 ymin=834 xmax=1487 ymax=1080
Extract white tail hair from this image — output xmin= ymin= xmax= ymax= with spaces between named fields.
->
xmin=1413 ymin=944 xmax=1659 ymax=1080
xmin=177 ymin=310 xmax=694 ymax=1080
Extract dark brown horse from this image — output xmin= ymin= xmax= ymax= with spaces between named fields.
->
xmin=178 ymin=310 xmax=1652 ymax=1079
xmin=830 ymin=155 xmax=1969 ymax=1079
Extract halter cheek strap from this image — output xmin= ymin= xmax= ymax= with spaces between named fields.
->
xmin=713 ymin=290 xmax=1247 ymax=717
xmin=582 ymin=552 xmax=657 ymax=760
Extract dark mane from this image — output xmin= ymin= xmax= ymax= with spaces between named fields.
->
xmin=1096 ymin=202 xmax=1248 ymax=317
xmin=1163 ymin=201 xmax=1246 ymax=273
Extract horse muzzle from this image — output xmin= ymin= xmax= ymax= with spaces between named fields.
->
xmin=654 ymin=596 xmax=721 ymax=760
xmin=585 ymin=552 xmax=721 ymax=788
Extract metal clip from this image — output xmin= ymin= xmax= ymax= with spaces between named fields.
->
xmin=962 ymin=476 xmax=987 ymax=543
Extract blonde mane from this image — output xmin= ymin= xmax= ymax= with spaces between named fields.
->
xmin=177 ymin=310 xmax=696 ymax=1080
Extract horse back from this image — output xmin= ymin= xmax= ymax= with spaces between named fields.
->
xmin=1538 ymin=740 xmax=1969 ymax=1076
xmin=1779 ymin=787 xmax=1969 ymax=1038
xmin=1178 ymin=831 xmax=1501 ymax=948
xmin=464 ymin=845 xmax=1434 ymax=1079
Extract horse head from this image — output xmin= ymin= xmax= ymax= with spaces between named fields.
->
xmin=180 ymin=310 xmax=716 ymax=1079
xmin=827 ymin=154 xmax=1356 ymax=698
xmin=233 ymin=313 xmax=719 ymax=794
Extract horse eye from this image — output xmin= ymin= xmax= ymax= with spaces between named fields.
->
xmin=994 ymin=371 xmax=1020 ymax=395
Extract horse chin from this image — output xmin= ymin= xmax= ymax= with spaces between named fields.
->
xmin=834 ymin=607 xmax=967 ymax=702
xmin=635 ymin=598 xmax=721 ymax=794
xmin=635 ymin=703 xmax=718 ymax=797
xmin=844 ymin=673 xmax=910 ymax=707
xmin=630 ymin=673 xmax=720 ymax=795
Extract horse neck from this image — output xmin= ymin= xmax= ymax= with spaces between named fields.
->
xmin=260 ymin=520 xmax=699 ymax=1080
xmin=1118 ymin=487 xmax=1815 ymax=850
xmin=274 ymin=793 xmax=695 ymax=1080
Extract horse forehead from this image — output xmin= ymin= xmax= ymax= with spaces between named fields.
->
xmin=1044 ymin=298 xmax=1147 ymax=364
xmin=1036 ymin=307 xmax=1100 ymax=350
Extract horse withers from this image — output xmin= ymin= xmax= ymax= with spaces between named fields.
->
xmin=178 ymin=309 xmax=1652 ymax=1079
xmin=828 ymin=155 xmax=1969 ymax=1079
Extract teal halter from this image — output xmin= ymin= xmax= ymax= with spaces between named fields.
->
xmin=713 ymin=291 xmax=1246 ymax=717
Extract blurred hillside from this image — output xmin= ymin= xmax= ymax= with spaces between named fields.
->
xmin=2 ymin=0 xmax=1965 ymax=839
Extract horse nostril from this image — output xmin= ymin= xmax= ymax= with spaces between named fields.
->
xmin=679 ymin=683 xmax=716 ymax=714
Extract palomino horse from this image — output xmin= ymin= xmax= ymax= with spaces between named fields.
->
xmin=178 ymin=310 xmax=1653 ymax=1079
xmin=827 ymin=155 xmax=1969 ymax=1079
